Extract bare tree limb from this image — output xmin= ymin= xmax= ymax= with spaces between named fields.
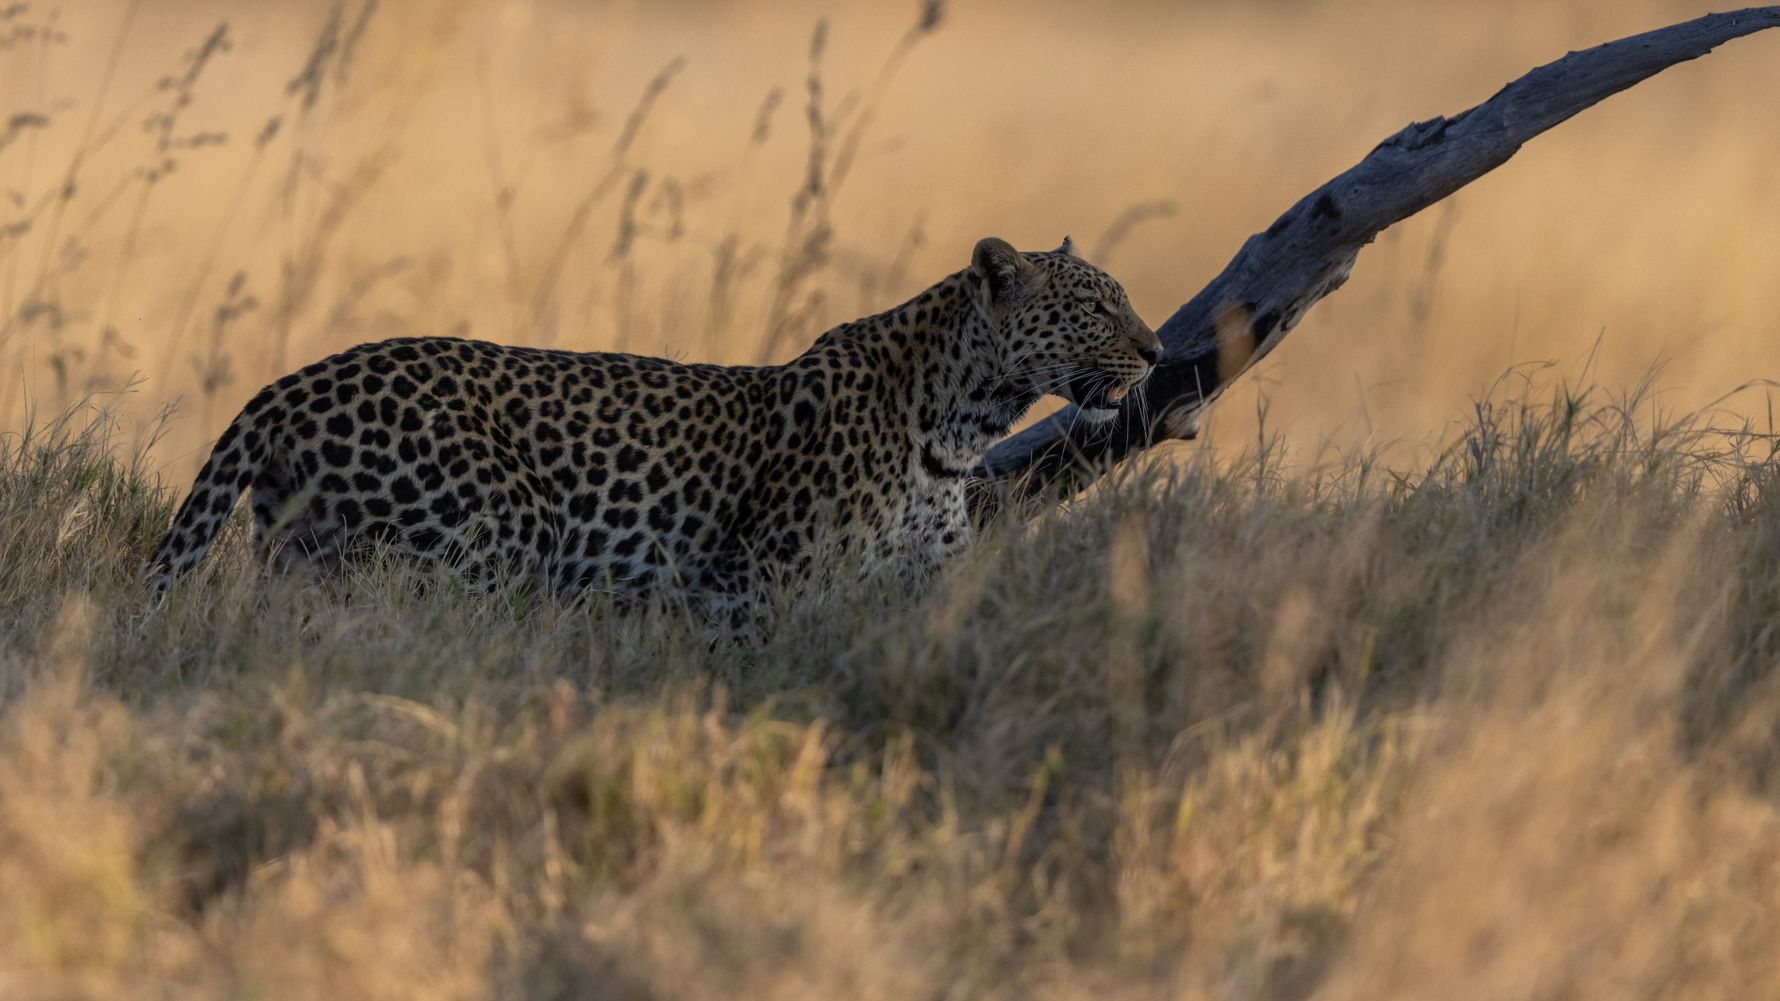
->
xmin=974 ymin=7 xmax=1780 ymax=505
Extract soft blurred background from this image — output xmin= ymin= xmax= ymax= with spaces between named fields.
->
xmin=8 ymin=0 xmax=1779 ymax=479
xmin=8 ymin=5 xmax=1780 ymax=998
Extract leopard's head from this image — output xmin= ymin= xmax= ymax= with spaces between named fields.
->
xmin=968 ymin=236 xmax=1162 ymax=423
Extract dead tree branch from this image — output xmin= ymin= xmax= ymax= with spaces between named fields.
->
xmin=974 ymin=7 xmax=1780 ymax=504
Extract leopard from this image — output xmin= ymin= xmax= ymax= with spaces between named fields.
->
xmin=144 ymin=236 xmax=1162 ymax=599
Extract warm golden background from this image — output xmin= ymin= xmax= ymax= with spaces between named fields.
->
xmin=8 ymin=5 xmax=1780 ymax=998
xmin=9 ymin=0 xmax=1779 ymax=479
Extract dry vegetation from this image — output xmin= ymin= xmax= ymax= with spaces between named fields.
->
xmin=5 ymin=1 xmax=1780 ymax=997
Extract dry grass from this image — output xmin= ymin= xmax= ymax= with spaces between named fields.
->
xmin=5 ymin=1 xmax=1780 ymax=997
xmin=8 ymin=371 xmax=1780 ymax=998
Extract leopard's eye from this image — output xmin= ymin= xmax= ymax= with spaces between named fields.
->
xmin=1076 ymin=297 xmax=1100 ymax=315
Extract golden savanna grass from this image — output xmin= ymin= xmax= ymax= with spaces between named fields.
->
xmin=5 ymin=1 xmax=1780 ymax=997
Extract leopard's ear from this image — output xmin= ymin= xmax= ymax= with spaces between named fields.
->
xmin=971 ymin=237 xmax=1041 ymax=315
xmin=1052 ymin=235 xmax=1075 ymax=256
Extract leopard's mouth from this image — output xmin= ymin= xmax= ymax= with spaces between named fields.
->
xmin=1060 ymin=372 xmax=1142 ymax=424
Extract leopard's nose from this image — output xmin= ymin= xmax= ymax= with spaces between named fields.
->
xmin=1128 ymin=324 xmax=1163 ymax=366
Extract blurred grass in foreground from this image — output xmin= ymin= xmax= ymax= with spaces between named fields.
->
xmin=4 ymin=377 xmax=1780 ymax=997
xmin=7 ymin=1 xmax=1780 ymax=996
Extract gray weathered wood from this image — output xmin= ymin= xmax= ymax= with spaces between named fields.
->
xmin=974 ymin=7 xmax=1780 ymax=504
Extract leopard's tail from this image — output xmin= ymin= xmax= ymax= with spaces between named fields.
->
xmin=144 ymin=401 xmax=270 ymax=592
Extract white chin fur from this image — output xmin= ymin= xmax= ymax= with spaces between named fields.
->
xmin=1080 ymin=406 xmax=1121 ymax=424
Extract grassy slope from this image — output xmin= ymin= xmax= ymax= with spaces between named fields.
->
xmin=4 ymin=384 xmax=1780 ymax=999
xmin=6 ymin=3 xmax=1780 ymax=996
